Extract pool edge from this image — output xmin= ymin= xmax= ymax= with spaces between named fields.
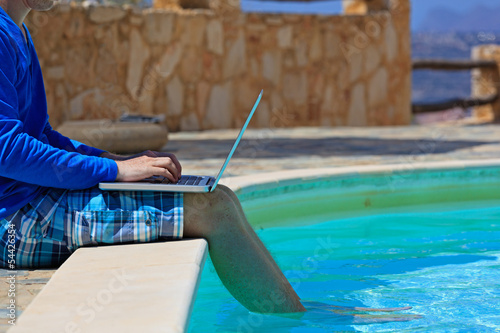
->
xmin=222 ymin=159 xmax=500 ymax=195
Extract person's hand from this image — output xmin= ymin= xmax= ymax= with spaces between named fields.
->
xmin=113 ymin=151 xmax=182 ymax=183
xmin=126 ymin=151 xmax=182 ymax=176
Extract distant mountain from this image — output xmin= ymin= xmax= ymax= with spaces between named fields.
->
xmin=418 ymin=5 xmax=500 ymax=32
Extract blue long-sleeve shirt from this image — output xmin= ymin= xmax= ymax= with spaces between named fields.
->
xmin=0 ymin=8 xmax=118 ymax=219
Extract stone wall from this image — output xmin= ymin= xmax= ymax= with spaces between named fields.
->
xmin=472 ymin=45 xmax=500 ymax=121
xmin=26 ymin=0 xmax=411 ymax=131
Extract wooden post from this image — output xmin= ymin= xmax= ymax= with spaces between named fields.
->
xmin=343 ymin=0 xmax=390 ymax=14
xmin=472 ymin=45 xmax=500 ymax=122
xmin=153 ymin=0 xmax=182 ymax=9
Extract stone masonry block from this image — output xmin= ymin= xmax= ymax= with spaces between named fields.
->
xmin=88 ymin=5 xmax=126 ymax=24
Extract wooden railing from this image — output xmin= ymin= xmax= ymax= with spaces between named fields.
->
xmin=411 ymin=59 xmax=499 ymax=114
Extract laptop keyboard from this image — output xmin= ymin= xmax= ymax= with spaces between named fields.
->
xmin=177 ymin=175 xmax=203 ymax=185
xmin=150 ymin=175 xmax=203 ymax=185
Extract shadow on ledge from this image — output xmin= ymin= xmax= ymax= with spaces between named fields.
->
xmin=167 ymin=136 xmax=498 ymax=159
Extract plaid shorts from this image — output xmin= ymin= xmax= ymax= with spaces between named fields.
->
xmin=0 ymin=187 xmax=183 ymax=269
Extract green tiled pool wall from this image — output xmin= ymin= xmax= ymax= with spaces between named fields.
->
xmin=237 ymin=166 xmax=500 ymax=229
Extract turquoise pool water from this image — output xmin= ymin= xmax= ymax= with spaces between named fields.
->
xmin=189 ymin=200 xmax=500 ymax=332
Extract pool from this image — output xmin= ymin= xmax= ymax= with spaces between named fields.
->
xmin=188 ymin=162 xmax=500 ymax=332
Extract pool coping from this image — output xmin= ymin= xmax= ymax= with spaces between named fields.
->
xmin=8 ymin=240 xmax=208 ymax=333
xmin=8 ymin=158 xmax=500 ymax=333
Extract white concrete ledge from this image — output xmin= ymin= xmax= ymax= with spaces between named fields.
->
xmin=9 ymin=239 xmax=207 ymax=333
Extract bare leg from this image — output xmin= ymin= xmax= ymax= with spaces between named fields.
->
xmin=183 ymin=185 xmax=306 ymax=313
xmin=208 ymin=185 xmax=280 ymax=266
xmin=304 ymin=301 xmax=422 ymax=323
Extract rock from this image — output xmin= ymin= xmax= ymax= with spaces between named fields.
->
xmin=180 ymin=46 xmax=203 ymax=82
xmin=126 ymin=29 xmax=151 ymax=99
xmin=181 ymin=15 xmax=207 ymax=46
xmin=206 ymin=20 xmax=224 ymax=55
xmin=368 ymin=67 xmax=388 ymax=107
xmin=57 ymin=120 xmax=169 ymax=153
xmin=223 ymin=31 xmax=246 ymax=79
xmin=157 ymin=42 xmax=183 ymax=80
xmin=262 ymin=51 xmax=281 ymax=86
xmin=180 ymin=112 xmax=200 ymax=131
xmin=385 ymin=21 xmax=398 ymax=62
xmin=46 ymin=66 xmax=65 ymax=80
xmin=204 ymin=83 xmax=233 ymax=129
xmin=364 ymin=44 xmax=381 ymax=75
xmin=196 ymin=81 xmax=211 ymax=119
xmin=69 ymin=88 xmax=101 ymax=119
xmin=167 ymin=76 xmax=184 ymax=116
xmin=88 ymin=6 xmax=126 ymax=24
xmin=255 ymin=100 xmax=270 ymax=127
xmin=324 ymin=30 xmax=340 ymax=59
xmin=283 ymin=72 xmax=308 ymax=106
xmin=277 ymin=25 xmax=293 ymax=49
xmin=145 ymin=12 xmax=174 ymax=45
xmin=295 ymin=39 xmax=308 ymax=67
xmin=347 ymin=83 xmax=367 ymax=126
xmin=309 ymin=30 xmax=323 ymax=62
xmin=349 ymin=52 xmax=363 ymax=83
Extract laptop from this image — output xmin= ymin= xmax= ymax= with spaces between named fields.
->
xmin=99 ymin=90 xmax=263 ymax=193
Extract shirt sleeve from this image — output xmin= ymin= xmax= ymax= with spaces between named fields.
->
xmin=42 ymin=122 xmax=107 ymax=157
xmin=0 ymin=36 xmax=118 ymax=190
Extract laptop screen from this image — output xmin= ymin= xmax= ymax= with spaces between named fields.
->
xmin=210 ymin=90 xmax=263 ymax=192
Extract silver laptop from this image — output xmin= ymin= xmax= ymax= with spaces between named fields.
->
xmin=99 ymin=90 xmax=263 ymax=193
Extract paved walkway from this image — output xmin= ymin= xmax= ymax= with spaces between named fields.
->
xmin=168 ymin=124 xmax=500 ymax=177
xmin=2 ymin=123 xmax=500 ymax=332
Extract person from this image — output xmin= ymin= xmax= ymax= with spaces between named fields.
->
xmin=0 ymin=0 xmax=306 ymax=313
xmin=1 ymin=1 xmax=421 ymax=322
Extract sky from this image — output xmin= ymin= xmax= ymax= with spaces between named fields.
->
xmin=411 ymin=0 xmax=498 ymax=31
xmin=241 ymin=0 xmax=498 ymax=32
